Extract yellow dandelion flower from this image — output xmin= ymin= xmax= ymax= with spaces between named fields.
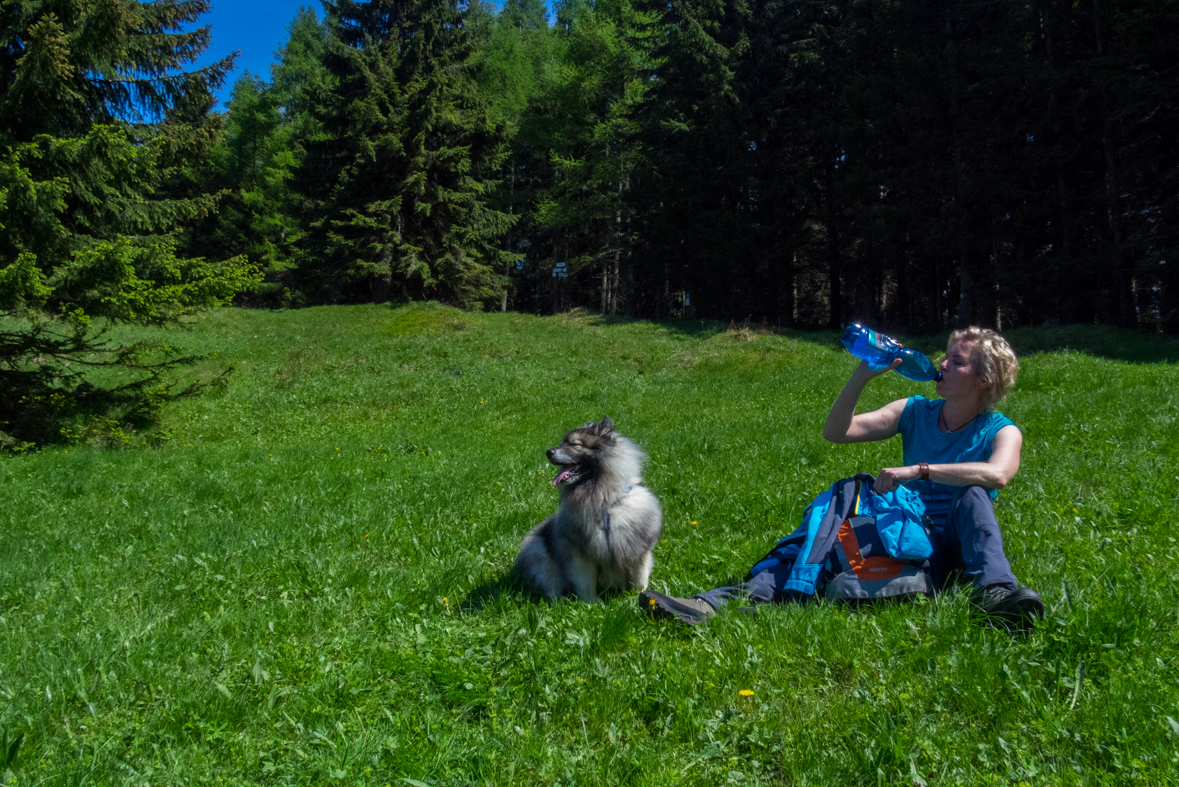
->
xmin=691 ymin=520 xmax=698 ymax=525
xmin=739 ymin=689 xmax=754 ymax=697
xmin=649 ymin=598 xmax=656 ymax=607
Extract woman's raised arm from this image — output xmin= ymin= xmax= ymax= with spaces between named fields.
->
xmin=823 ymin=359 xmax=908 ymax=444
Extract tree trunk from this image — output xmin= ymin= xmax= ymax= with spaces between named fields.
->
xmin=612 ymin=218 xmax=621 ymax=316
xmin=502 ymin=158 xmax=515 ymax=312
xmin=827 ymin=238 xmax=842 ymax=330
xmin=1091 ymin=0 xmax=1134 ymax=326
xmin=613 ymin=255 xmax=621 ymax=315
xmin=946 ymin=5 xmax=974 ymax=328
xmin=781 ymin=250 xmax=796 ymax=328
xmin=373 ymin=243 xmax=392 ymax=304
xmin=824 ymin=168 xmax=843 ymax=330
xmin=553 ymin=242 xmax=564 ymax=314
xmin=934 ymin=258 xmax=945 ymax=330
xmin=1041 ymin=8 xmax=1079 ymax=324
xmin=372 ymin=274 xmax=391 ymax=304
xmin=622 ymin=174 xmax=635 ymax=317
xmin=601 ymin=257 xmax=609 ymax=314
xmin=956 ymin=261 xmax=973 ymax=327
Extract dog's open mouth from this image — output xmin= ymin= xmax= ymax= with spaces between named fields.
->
xmin=552 ymin=465 xmax=583 ymax=486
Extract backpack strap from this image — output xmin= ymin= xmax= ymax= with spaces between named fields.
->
xmin=782 ymin=476 xmax=861 ymax=596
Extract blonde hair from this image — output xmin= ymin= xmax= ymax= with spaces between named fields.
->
xmin=947 ymin=326 xmax=1019 ymax=411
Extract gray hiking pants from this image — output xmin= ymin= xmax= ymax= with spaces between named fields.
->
xmin=695 ymin=485 xmax=1018 ymax=611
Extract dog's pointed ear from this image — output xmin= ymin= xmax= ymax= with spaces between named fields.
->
xmin=598 ymin=415 xmax=614 ymax=434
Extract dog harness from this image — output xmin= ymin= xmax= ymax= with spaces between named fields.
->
xmin=600 ymin=485 xmax=634 ymax=539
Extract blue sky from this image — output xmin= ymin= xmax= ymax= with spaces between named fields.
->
xmin=197 ymin=2 xmax=315 ymax=107
xmin=196 ymin=1 xmax=541 ymax=108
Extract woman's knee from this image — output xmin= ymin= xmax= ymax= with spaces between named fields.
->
xmin=952 ymin=485 xmax=993 ymax=506
xmin=949 ymin=485 xmax=999 ymax=528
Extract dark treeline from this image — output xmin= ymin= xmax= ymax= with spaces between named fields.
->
xmin=194 ymin=0 xmax=1179 ymax=332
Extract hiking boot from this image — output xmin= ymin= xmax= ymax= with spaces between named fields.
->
xmin=974 ymin=585 xmax=1044 ymax=632
xmin=639 ymin=590 xmax=716 ymax=625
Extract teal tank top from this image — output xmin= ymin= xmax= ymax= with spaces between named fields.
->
xmin=897 ymin=395 xmax=1016 ymax=522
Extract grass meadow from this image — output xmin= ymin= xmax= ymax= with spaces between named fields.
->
xmin=2 ymin=303 xmax=1179 ymax=786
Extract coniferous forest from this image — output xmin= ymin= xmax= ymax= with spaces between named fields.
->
xmin=192 ymin=0 xmax=1179 ymax=333
xmin=2 ymin=0 xmax=1178 ymax=442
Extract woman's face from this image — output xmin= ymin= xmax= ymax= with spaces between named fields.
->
xmin=936 ymin=340 xmax=986 ymax=400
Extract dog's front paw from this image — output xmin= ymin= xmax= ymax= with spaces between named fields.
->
xmin=571 ymin=581 xmax=599 ymax=603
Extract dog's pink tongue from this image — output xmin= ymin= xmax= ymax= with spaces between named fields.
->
xmin=552 ymin=468 xmax=571 ymax=486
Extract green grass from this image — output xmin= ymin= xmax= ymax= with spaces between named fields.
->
xmin=2 ymin=303 xmax=1179 ymax=785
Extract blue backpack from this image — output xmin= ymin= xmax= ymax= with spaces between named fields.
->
xmin=747 ymin=474 xmax=935 ymax=602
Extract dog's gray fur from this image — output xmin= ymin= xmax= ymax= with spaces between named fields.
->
xmin=514 ymin=416 xmax=662 ymax=602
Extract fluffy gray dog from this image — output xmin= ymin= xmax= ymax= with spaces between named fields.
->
xmin=514 ymin=416 xmax=662 ymax=602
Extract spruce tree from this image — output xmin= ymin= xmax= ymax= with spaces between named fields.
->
xmin=472 ymin=0 xmax=552 ymax=311
xmin=184 ymin=7 xmax=334 ymax=305
xmin=632 ymin=0 xmax=750 ymax=319
xmin=293 ymin=0 xmax=515 ymax=307
xmin=0 ymin=0 xmax=258 ymax=448
xmin=532 ymin=0 xmax=656 ymax=315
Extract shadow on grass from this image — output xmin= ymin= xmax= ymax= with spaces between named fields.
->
xmin=461 ymin=570 xmax=674 ymax=623
xmin=869 ymin=323 xmax=1179 ymax=364
xmin=549 ymin=307 xmax=1179 ymax=365
xmin=460 ymin=572 xmax=530 ymax=614
xmin=1002 ymin=324 xmax=1179 ymax=364
xmin=554 ymin=306 xmax=841 ymax=345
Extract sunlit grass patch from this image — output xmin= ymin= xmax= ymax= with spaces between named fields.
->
xmin=1 ymin=305 xmax=1177 ymax=785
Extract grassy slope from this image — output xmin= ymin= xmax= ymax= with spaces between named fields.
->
xmin=2 ymin=303 xmax=1178 ymax=786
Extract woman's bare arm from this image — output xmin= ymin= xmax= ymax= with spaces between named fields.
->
xmin=823 ymin=359 xmax=907 ymax=444
xmin=873 ymin=425 xmax=1023 ymax=493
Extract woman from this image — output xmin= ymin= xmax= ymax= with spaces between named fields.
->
xmin=641 ymin=326 xmax=1043 ymax=628
xmin=824 ymin=326 xmax=1043 ymax=624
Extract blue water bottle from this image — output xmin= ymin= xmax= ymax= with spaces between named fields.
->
xmin=841 ymin=323 xmax=942 ymax=382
